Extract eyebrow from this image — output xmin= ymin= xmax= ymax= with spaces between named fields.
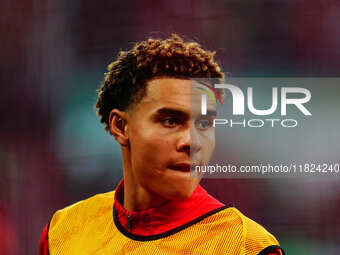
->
xmin=154 ymin=108 xmax=189 ymax=119
xmin=153 ymin=107 xmax=217 ymax=118
xmin=204 ymin=109 xmax=217 ymax=117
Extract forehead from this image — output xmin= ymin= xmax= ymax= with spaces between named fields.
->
xmin=145 ymin=78 xmax=190 ymax=102
xmin=140 ymin=78 xmax=214 ymax=107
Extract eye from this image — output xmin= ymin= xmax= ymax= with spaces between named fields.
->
xmin=162 ymin=117 xmax=180 ymax=128
xmin=195 ymin=118 xmax=213 ymax=130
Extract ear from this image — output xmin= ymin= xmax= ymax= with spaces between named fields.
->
xmin=109 ymin=109 xmax=129 ymax=146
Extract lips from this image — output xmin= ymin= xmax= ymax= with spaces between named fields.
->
xmin=169 ymin=163 xmax=191 ymax=172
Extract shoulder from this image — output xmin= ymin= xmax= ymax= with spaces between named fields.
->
xmin=234 ymin=208 xmax=279 ymax=242
xmin=39 ymin=191 xmax=116 ymax=255
xmin=211 ymin=207 xmax=284 ymax=255
xmin=49 ymin=190 xmax=115 ymax=235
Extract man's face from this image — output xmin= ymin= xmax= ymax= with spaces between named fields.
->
xmin=126 ymin=78 xmax=216 ymax=200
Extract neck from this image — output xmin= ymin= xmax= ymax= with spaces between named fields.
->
xmin=121 ymin=148 xmax=170 ymax=212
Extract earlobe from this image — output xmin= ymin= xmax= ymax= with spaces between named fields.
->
xmin=109 ymin=110 xmax=129 ymax=146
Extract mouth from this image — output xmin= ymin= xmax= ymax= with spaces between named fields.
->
xmin=168 ymin=163 xmax=191 ymax=172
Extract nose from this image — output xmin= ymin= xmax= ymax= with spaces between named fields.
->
xmin=176 ymin=126 xmax=201 ymax=155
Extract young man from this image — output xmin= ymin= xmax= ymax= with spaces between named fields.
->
xmin=39 ymin=34 xmax=284 ymax=255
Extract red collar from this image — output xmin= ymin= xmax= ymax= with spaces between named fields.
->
xmin=113 ymin=179 xmax=225 ymax=236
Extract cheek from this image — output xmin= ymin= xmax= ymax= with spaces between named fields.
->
xmin=130 ymin=129 xmax=173 ymax=173
xmin=201 ymin=131 xmax=215 ymax=159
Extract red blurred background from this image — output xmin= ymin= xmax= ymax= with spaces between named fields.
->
xmin=1 ymin=0 xmax=340 ymax=254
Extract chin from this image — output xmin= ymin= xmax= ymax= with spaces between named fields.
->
xmin=173 ymin=190 xmax=195 ymax=201
xmin=165 ymin=181 xmax=198 ymax=201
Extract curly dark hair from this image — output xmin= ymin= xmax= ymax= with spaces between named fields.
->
xmin=95 ymin=34 xmax=224 ymax=131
